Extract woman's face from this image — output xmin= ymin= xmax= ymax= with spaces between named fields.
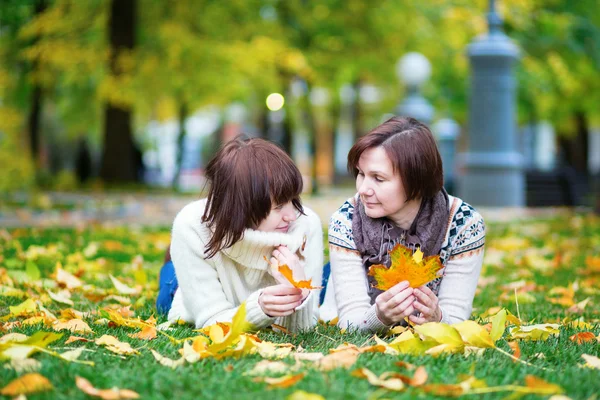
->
xmin=356 ymin=146 xmax=409 ymax=220
xmin=256 ymin=201 xmax=298 ymax=233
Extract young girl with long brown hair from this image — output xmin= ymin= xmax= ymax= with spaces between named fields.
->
xmin=156 ymin=137 xmax=323 ymax=332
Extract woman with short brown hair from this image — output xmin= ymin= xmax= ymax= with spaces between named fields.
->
xmin=158 ymin=137 xmax=323 ymax=331
xmin=326 ymin=117 xmax=485 ymax=331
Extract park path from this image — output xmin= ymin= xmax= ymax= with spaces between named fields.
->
xmin=0 ymin=190 xmax=575 ymax=228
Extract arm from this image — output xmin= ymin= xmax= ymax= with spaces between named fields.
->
xmin=275 ymin=209 xmax=324 ymax=332
xmin=169 ymin=206 xmax=275 ymax=329
xmin=437 ymin=211 xmax=486 ymax=324
xmin=328 ymin=208 xmax=390 ymax=332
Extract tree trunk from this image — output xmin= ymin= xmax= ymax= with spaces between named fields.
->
xmin=28 ymin=0 xmax=46 ymax=174
xmin=100 ymin=0 xmax=136 ymax=183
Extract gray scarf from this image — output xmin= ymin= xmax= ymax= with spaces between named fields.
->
xmin=352 ymin=189 xmax=450 ymax=304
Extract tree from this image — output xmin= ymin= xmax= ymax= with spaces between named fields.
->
xmin=100 ymin=0 xmax=137 ymax=183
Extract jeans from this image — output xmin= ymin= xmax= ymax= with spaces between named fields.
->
xmin=156 ymin=261 xmax=178 ymax=315
xmin=155 ymin=260 xmax=332 ymax=314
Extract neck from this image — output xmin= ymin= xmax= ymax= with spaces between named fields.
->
xmin=388 ymin=198 xmax=422 ymax=230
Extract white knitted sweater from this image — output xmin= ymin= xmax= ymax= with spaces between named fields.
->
xmin=326 ymin=194 xmax=485 ymax=332
xmin=168 ymin=199 xmax=323 ymax=332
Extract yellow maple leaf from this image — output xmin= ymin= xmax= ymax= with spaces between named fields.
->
xmin=368 ymin=244 xmax=443 ymax=290
xmin=278 ymin=264 xmax=322 ymax=289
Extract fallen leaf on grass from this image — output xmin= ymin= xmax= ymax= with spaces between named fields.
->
xmin=318 ymin=348 xmax=359 ymax=371
xmin=128 ymin=326 xmax=157 ymax=341
xmin=254 ymin=373 xmax=305 ymax=389
xmin=246 ymin=360 xmax=293 ymax=375
xmin=352 ymin=368 xmax=405 ymax=391
xmin=55 ymin=264 xmax=82 ymax=289
xmin=368 ymin=244 xmax=443 ymax=290
xmin=65 ymin=336 xmax=93 ymax=344
xmin=581 ymin=354 xmax=600 ymax=369
xmin=4 ymin=358 xmax=42 ymax=373
xmin=508 ymin=324 xmax=560 ymax=341
xmin=278 ymin=265 xmax=322 ymax=289
xmin=95 ymin=335 xmax=138 ymax=355
xmin=286 ymin=391 xmax=325 ymax=400
xmin=109 ymin=274 xmax=140 ymax=295
xmin=150 ymin=349 xmax=185 ymax=368
xmin=48 ymin=289 xmax=74 ymax=306
xmin=0 ymin=373 xmax=53 ymax=396
xmin=7 ymin=298 xmax=37 ymax=317
xmin=0 ymin=331 xmax=63 ymax=361
xmin=75 ymin=376 xmax=139 ymax=399
xmin=53 ymin=318 xmax=94 ymax=334
xmin=569 ymin=332 xmax=596 ymax=344
xmin=507 ymin=341 xmax=521 ymax=360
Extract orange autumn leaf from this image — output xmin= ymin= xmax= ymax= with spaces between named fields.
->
xmin=508 ymin=341 xmax=521 ymax=360
xmin=368 ymin=244 xmax=443 ymax=290
xmin=75 ymin=376 xmax=139 ymax=399
xmin=278 ymin=264 xmax=322 ymax=290
xmin=128 ymin=326 xmax=157 ymax=341
xmin=569 ymin=331 xmax=596 ymax=344
xmin=1 ymin=373 xmax=53 ymax=396
xmin=65 ymin=336 xmax=93 ymax=345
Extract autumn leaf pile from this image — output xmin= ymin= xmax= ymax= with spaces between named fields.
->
xmin=1 ymin=213 xmax=600 ymax=399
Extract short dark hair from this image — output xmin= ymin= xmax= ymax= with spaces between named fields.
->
xmin=202 ymin=137 xmax=304 ymax=258
xmin=347 ymin=116 xmax=443 ymax=201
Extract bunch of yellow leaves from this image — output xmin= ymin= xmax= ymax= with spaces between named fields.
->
xmin=368 ymin=244 xmax=443 ymax=290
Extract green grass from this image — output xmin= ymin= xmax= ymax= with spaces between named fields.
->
xmin=1 ymin=214 xmax=600 ymax=399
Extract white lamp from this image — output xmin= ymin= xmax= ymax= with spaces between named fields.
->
xmin=396 ymin=52 xmax=432 ymax=88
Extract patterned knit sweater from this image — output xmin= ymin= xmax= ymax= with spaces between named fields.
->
xmin=168 ymin=199 xmax=323 ymax=332
xmin=327 ymin=194 xmax=485 ymax=332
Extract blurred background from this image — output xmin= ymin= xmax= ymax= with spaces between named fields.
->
xmin=0 ymin=0 xmax=599 ymax=216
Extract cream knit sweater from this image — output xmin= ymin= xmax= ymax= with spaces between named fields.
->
xmin=168 ymin=199 xmax=323 ymax=332
xmin=326 ymin=194 xmax=485 ymax=332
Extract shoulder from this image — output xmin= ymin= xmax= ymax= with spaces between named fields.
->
xmin=328 ymin=196 xmax=358 ymax=250
xmin=446 ymin=195 xmax=485 ymax=257
xmin=172 ymin=199 xmax=211 ymax=241
xmin=299 ymin=205 xmax=323 ymax=234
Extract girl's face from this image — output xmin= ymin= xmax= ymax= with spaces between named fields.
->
xmin=356 ymin=146 xmax=410 ymax=220
xmin=256 ymin=201 xmax=298 ymax=233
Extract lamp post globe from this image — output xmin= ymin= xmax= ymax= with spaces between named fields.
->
xmin=396 ymin=52 xmax=432 ymax=89
xmin=395 ymin=52 xmax=434 ymax=124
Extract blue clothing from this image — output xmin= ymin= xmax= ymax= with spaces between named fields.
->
xmin=156 ymin=261 xmax=178 ymax=315
xmin=156 ymin=260 xmax=331 ymax=315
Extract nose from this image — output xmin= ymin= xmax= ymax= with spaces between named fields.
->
xmin=282 ymin=203 xmax=298 ymax=222
xmin=357 ymin=178 xmax=374 ymax=197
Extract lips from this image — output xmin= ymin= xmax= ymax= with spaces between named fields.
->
xmin=276 ymin=225 xmax=289 ymax=232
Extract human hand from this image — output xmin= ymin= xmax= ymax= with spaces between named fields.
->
xmin=270 ymin=245 xmax=305 ymax=280
xmin=258 ymin=284 xmax=304 ymax=317
xmin=374 ymin=281 xmax=415 ymax=326
xmin=270 ymin=245 xmax=309 ymax=300
xmin=409 ymin=285 xmax=442 ymax=324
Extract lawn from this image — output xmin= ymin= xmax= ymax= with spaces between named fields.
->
xmin=1 ymin=214 xmax=599 ymax=399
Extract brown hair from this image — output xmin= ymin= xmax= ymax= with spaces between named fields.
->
xmin=347 ymin=116 xmax=443 ymax=201
xmin=202 ymin=136 xmax=304 ymax=258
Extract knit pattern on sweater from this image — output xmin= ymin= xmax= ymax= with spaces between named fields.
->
xmin=327 ymin=194 xmax=485 ymax=332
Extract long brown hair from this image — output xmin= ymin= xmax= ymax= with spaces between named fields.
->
xmin=347 ymin=116 xmax=443 ymax=201
xmin=202 ymin=137 xmax=304 ymax=258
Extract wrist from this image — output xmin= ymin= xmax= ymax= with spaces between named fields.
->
xmin=375 ymin=305 xmax=393 ymax=327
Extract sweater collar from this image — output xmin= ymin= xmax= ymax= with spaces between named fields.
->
xmin=221 ymin=214 xmax=309 ymax=270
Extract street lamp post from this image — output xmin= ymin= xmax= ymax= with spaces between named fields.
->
xmin=433 ymin=118 xmax=460 ymax=194
xmin=395 ymin=52 xmax=434 ymax=125
xmin=457 ymin=0 xmax=524 ymax=206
